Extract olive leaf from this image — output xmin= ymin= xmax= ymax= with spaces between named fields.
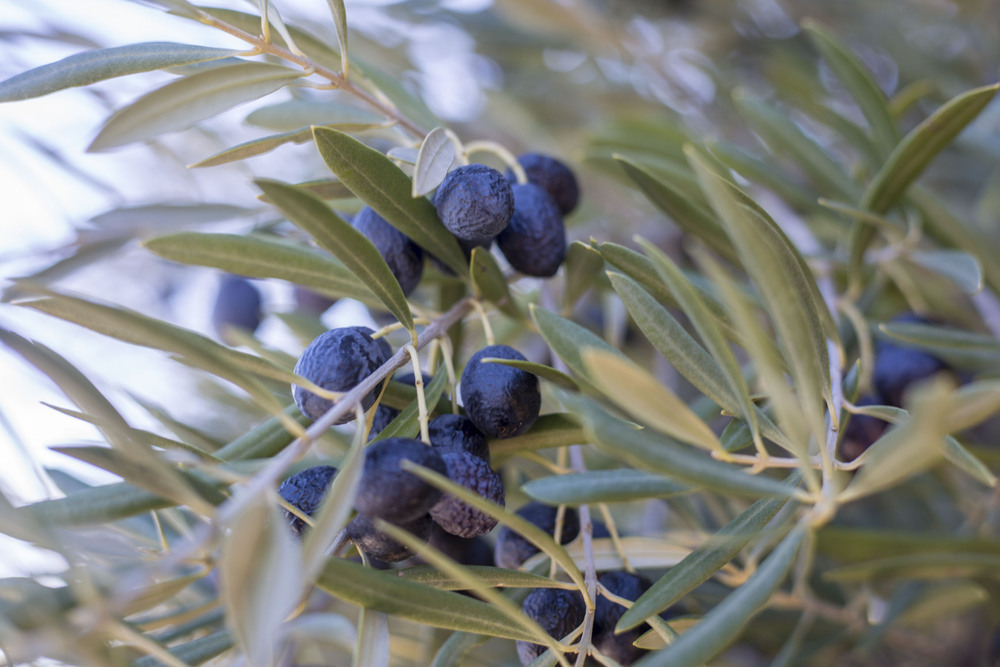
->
xmin=413 ymin=127 xmax=457 ymax=197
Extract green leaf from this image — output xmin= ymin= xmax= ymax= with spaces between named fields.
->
xmin=323 ymin=0 xmax=349 ymax=75
xmin=841 ymin=378 xmax=953 ymax=502
xmin=221 ymin=496 xmax=302 ymax=667
xmin=89 ymin=62 xmax=303 ymax=151
xmin=413 ymin=127 xmax=457 ymax=197
xmin=815 ymin=527 xmax=1000 ymax=563
xmin=190 ymin=128 xmax=314 ymax=167
xmin=618 ymin=487 xmax=797 ymax=631
xmin=606 ymin=271 xmax=788 ymax=449
xmin=824 ymin=553 xmax=1000 ymax=583
xmin=614 ymin=155 xmax=740 ymax=264
xmin=908 ymin=249 xmax=983 ymax=295
xmin=529 ymin=304 xmax=623 ymax=387
xmin=133 ymin=631 xmax=234 ymax=667
xmin=562 ymin=241 xmax=604 ymax=312
xmin=482 ymin=358 xmax=577 ymax=391
xmin=470 ymin=247 xmax=520 ymax=320
xmin=733 ymin=93 xmax=861 ymax=201
xmin=372 ymin=372 xmax=448 ymax=442
xmin=688 ymin=148 xmax=832 ymax=442
xmin=489 ymin=413 xmax=585 ymax=457
xmin=802 ymin=21 xmax=899 ymax=159
xmin=256 ymin=178 xmax=414 ymax=336
xmin=90 ymin=203 xmax=254 ymax=231
xmin=582 ymin=348 xmax=721 ymax=452
xmin=640 ymin=525 xmax=806 ymax=667
xmin=315 ymin=558 xmax=538 ymax=641
xmin=431 ymin=633 xmax=488 ymax=667
xmin=635 ymin=240 xmax=761 ymax=453
xmin=850 ymin=83 xmax=1000 ymax=267
xmin=397 ymin=566 xmax=576 ymax=591
xmin=144 ymin=232 xmax=378 ymax=306
xmin=245 ymin=100 xmax=383 ymax=132
xmin=312 ymin=127 xmax=468 ymax=276
xmin=0 ymin=42 xmax=237 ymax=102
xmin=949 ymin=380 xmax=1000 ymax=433
xmin=522 ymin=470 xmax=692 ymax=506
xmin=564 ymin=392 xmax=802 ymax=499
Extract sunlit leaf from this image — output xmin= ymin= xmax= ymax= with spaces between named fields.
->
xmin=89 ymin=62 xmax=303 ymax=151
xmin=908 ymin=249 xmax=983 ymax=295
xmin=413 ymin=127 xmax=457 ymax=197
xmin=312 ymin=127 xmax=468 ymax=276
xmin=256 ymin=178 xmax=414 ymax=336
xmin=522 ymin=469 xmax=692 ymax=506
xmin=245 ymin=100 xmax=383 ymax=132
xmin=582 ymin=348 xmax=721 ymax=451
xmin=190 ymin=128 xmax=314 ymax=167
xmin=0 ymin=42 xmax=236 ymax=102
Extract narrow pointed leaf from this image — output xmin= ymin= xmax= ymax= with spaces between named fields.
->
xmin=522 ymin=470 xmax=692 ymax=506
xmin=256 ymin=178 xmax=414 ymax=334
xmin=144 ymin=232 xmax=378 ymax=306
xmin=398 ymin=566 xmax=576 ymax=590
xmin=615 ymin=155 xmax=740 ymax=264
xmin=353 ymin=609 xmax=389 ymax=667
xmin=529 ymin=304 xmax=623 ymax=387
xmin=470 ymin=247 xmax=520 ymax=320
xmin=316 ymin=558 xmax=537 ymax=641
xmin=313 ymin=127 xmax=468 ymax=276
xmin=639 ymin=526 xmax=806 ymax=667
xmin=562 ymin=241 xmax=604 ymax=311
xmin=489 ymin=413 xmax=586 ymax=456
xmin=908 ymin=249 xmax=983 ymax=295
xmin=0 ymin=42 xmax=237 ymax=102
xmin=133 ymin=631 xmax=234 ymax=667
xmin=564 ymin=392 xmax=801 ymax=499
xmin=190 ymin=128 xmax=314 ymax=167
xmin=850 ymin=83 xmax=1000 ymax=266
xmin=413 ymin=127 xmax=456 ymax=197
xmin=89 ymin=62 xmax=303 ymax=151
xmin=90 ymin=203 xmax=253 ymax=230
xmin=324 ymin=0 xmax=350 ymax=75
xmin=582 ymin=348 xmax=720 ymax=451
xmin=618 ymin=488 xmax=797 ymax=631
xmin=372 ymin=372 xmax=448 ymax=442
xmin=245 ymin=100 xmax=382 ymax=132
xmin=803 ymin=20 xmax=898 ymax=158
xmin=482 ymin=358 xmax=577 ymax=391
xmin=824 ymin=553 xmax=1000 ymax=583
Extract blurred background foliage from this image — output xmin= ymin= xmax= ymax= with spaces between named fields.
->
xmin=1 ymin=0 xmax=1000 ymax=665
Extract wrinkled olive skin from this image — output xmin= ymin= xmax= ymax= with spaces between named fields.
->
xmin=593 ymin=571 xmax=654 ymax=665
xmin=212 ymin=275 xmax=262 ymax=344
xmin=516 ymin=588 xmax=586 ymax=665
xmin=292 ymin=327 xmax=389 ymax=424
xmin=497 ymin=183 xmax=566 ymax=278
xmin=494 ymin=502 xmax=579 ymax=570
xmin=507 ymin=152 xmax=580 ymax=216
xmin=428 ymin=414 xmax=490 ymax=462
xmin=355 ymin=437 xmax=448 ymax=524
xmin=353 ymin=206 xmax=424 ymax=296
xmin=434 ymin=164 xmax=514 ymax=245
xmin=460 ymin=345 xmax=540 ymax=439
xmin=429 ymin=450 xmax=504 ymax=538
xmin=277 ymin=465 xmax=338 ymax=536
xmin=346 ymin=512 xmax=433 ymax=563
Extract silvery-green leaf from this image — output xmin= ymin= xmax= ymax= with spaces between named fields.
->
xmin=90 ymin=203 xmax=253 ymax=231
xmin=850 ymin=83 xmax=1000 ymax=268
xmin=413 ymin=127 xmax=457 ymax=197
xmin=315 ymin=558 xmax=537 ymax=641
xmin=256 ymin=178 xmax=414 ymax=337
xmin=529 ymin=304 xmax=623 ymax=387
xmin=397 ymin=566 xmax=575 ymax=591
xmin=489 ymin=414 xmax=585 ymax=457
xmin=323 ymin=0 xmax=349 ymax=74
xmin=470 ymin=247 xmax=520 ymax=320
xmin=190 ymin=128 xmax=314 ymax=167
xmin=0 ymin=42 xmax=236 ymax=102
xmin=353 ymin=609 xmax=389 ymax=667
xmin=824 ymin=553 xmax=1000 ymax=583
xmin=313 ymin=127 xmax=467 ymax=276
xmin=618 ymin=486 xmax=797 ymax=631
xmin=372 ymin=372 xmax=448 ymax=442
xmin=614 ymin=155 xmax=740 ymax=264
xmin=482 ymin=358 xmax=577 ymax=391
xmin=733 ymin=93 xmax=861 ymax=201
xmin=144 ymin=232 xmax=379 ymax=307
xmin=803 ymin=21 xmax=898 ymax=159
xmin=563 ymin=392 xmax=801 ymax=499
xmin=431 ymin=632 xmax=488 ymax=667
xmin=245 ymin=100 xmax=383 ymax=132
xmin=132 ymin=631 xmax=234 ymax=667
xmin=562 ymin=241 xmax=604 ymax=312
xmin=284 ymin=613 xmax=356 ymax=652
xmin=89 ymin=62 xmax=303 ymax=151
xmin=841 ymin=378 xmax=954 ymax=502
xmin=349 ymin=55 xmax=438 ymax=132
xmin=522 ymin=469 xmax=692 ymax=506
xmin=582 ymin=348 xmax=721 ymax=451
xmin=908 ymin=249 xmax=983 ymax=295
xmin=638 ymin=525 xmax=806 ymax=667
